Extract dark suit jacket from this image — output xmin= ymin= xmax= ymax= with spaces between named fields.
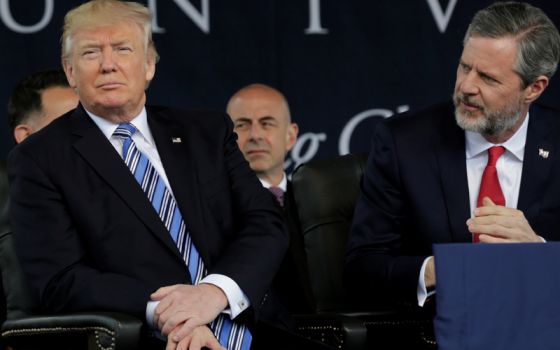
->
xmin=0 ymin=160 xmax=8 ymax=349
xmin=0 ymin=160 xmax=9 ymax=236
xmin=271 ymin=181 xmax=315 ymax=314
xmin=8 ymin=105 xmax=288 ymax=326
xmin=346 ymin=102 xmax=560 ymax=306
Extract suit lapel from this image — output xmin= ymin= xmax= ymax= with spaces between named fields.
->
xmin=70 ymin=106 xmax=184 ymax=263
xmin=517 ymin=105 xmax=555 ymax=222
xmin=147 ymin=109 xmax=211 ymax=266
xmin=436 ymin=107 xmax=472 ymax=243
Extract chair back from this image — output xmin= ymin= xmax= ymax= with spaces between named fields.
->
xmin=291 ymin=154 xmax=367 ymax=312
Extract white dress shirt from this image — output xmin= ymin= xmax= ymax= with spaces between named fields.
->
xmin=417 ymin=113 xmax=529 ymax=306
xmin=259 ymin=174 xmax=288 ymax=191
xmin=85 ymin=108 xmax=249 ymax=325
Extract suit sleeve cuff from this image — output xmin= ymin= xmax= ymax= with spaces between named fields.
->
xmin=199 ymin=274 xmax=250 ymax=319
xmin=417 ymin=257 xmax=436 ymax=307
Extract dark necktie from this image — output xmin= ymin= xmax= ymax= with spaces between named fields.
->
xmin=113 ymin=123 xmax=251 ymax=349
xmin=268 ymin=186 xmax=284 ymax=207
xmin=474 ymin=146 xmax=506 ymax=243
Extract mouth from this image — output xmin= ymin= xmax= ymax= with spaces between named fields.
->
xmin=98 ymin=82 xmax=124 ymax=90
xmin=456 ymin=96 xmax=483 ymax=113
xmin=246 ymin=149 xmax=268 ymax=156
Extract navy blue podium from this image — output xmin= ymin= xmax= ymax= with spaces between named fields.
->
xmin=434 ymin=243 xmax=560 ymax=350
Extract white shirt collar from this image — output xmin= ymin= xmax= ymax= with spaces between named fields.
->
xmin=465 ymin=112 xmax=529 ymax=162
xmin=85 ymin=107 xmax=155 ymax=146
xmin=259 ymin=173 xmax=287 ymax=192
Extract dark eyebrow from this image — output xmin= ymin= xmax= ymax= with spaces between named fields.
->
xmin=258 ymin=116 xmax=277 ymax=123
xmin=233 ymin=117 xmax=252 ymax=124
xmin=477 ymin=69 xmax=499 ymax=82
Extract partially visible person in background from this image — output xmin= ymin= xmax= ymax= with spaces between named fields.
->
xmin=227 ymin=84 xmax=315 ymax=313
xmin=8 ymin=69 xmax=78 ymax=144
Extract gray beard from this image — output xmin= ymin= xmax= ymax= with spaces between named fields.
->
xmin=454 ymin=95 xmax=523 ymax=136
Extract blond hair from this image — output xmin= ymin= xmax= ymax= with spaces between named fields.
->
xmin=61 ymin=0 xmax=159 ymax=62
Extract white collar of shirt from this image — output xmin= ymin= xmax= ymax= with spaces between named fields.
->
xmin=465 ymin=112 xmax=529 ymax=161
xmin=85 ymin=107 xmax=155 ymax=146
xmin=84 ymin=106 xmax=174 ymax=193
xmin=259 ymin=173 xmax=287 ymax=192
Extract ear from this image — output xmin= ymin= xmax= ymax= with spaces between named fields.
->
xmin=14 ymin=124 xmax=34 ymax=144
xmin=145 ymin=51 xmax=156 ymax=84
xmin=62 ymin=58 xmax=77 ymax=89
xmin=523 ymin=75 xmax=549 ymax=104
xmin=285 ymin=122 xmax=299 ymax=152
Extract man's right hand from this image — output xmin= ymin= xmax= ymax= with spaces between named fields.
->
xmin=424 ymin=256 xmax=436 ymax=289
xmin=152 ymin=284 xmax=228 ymax=340
xmin=165 ymin=325 xmax=225 ymax=350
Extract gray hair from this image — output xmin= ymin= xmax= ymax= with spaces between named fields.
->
xmin=464 ymin=1 xmax=560 ymax=87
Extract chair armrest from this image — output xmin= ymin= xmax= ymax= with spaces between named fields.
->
xmin=1 ymin=312 xmax=142 ymax=350
xmin=294 ymin=312 xmax=367 ymax=350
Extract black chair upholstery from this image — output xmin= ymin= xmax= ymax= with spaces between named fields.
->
xmin=291 ymin=154 xmax=436 ymax=350
xmin=292 ymin=154 xmax=366 ymax=313
xmin=0 ymin=229 xmax=143 ymax=349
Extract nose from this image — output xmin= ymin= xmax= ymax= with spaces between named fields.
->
xmin=458 ymin=71 xmax=479 ymax=96
xmin=248 ymin=123 xmax=263 ymax=140
xmin=100 ymin=49 xmax=117 ymax=73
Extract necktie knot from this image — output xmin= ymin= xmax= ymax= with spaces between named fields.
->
xmin=487 ymin=146 xmax=506 ymax=166
xmin=113 ymin=123 xmax=137 ymax=140
xmin=268 ymin=186 xmax=284 ymax=206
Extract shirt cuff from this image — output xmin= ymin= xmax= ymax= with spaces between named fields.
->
xmin=417 ymin=257 xmax=436 ymax=307
xmin=200 ymin=274 xmax=250 ymax=319
xmin=146 ymin=300 xmax=160 ymax=328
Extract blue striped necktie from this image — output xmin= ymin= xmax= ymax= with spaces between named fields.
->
xmin=113 ymin=123 xmax=252 ymax=350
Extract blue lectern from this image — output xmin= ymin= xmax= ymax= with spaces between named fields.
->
xmin=434 ymin=242 xmax=560 ymax=350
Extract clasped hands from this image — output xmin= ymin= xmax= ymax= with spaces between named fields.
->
xmin=152 ymin=284 xmax=228 ymax=350
xmin=466 ymin=197 xmax=542 ymax=243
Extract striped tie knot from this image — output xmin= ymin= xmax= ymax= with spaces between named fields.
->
xmin=113 ymin=123 xmax=137 ymax=140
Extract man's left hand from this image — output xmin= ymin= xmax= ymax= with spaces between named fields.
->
xmin=165 ymin=325 xmax=226 ymax=350
xmin=152 ymin=284 xmax=228 ymax=340
xmin=466 ymin=197 xmax=542 ymax=243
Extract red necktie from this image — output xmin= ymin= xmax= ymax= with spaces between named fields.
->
xmin=474 ymin=146 xmax=506 ymax=243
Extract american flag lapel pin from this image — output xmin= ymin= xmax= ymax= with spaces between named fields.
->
xmin=171 ymin=137 xmax=182 ymax=144
xmin=538 ymin=148 xmax=549 ymax=159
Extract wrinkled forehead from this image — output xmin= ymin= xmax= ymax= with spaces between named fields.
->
xmin=77 ymin=22 xmax=142 ymax=43
xmin=461 ymin=36 xmax=519 ymax=71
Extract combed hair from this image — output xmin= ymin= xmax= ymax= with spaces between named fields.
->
xmin=61 ymin=0 xmax=159 ymax=63
xmin=7 ymin=69 xmax=70 ymax=131
xmin=465 ymin=1 xmax=560 ymax=86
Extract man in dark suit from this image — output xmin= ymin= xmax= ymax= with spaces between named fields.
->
xmin=226 ymin=84 xmax=315 ymax=314
xmin=346 ymin=2 xmax=560 ymax=309
xmin=8 ymin=1 xmax=288 ymax=349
